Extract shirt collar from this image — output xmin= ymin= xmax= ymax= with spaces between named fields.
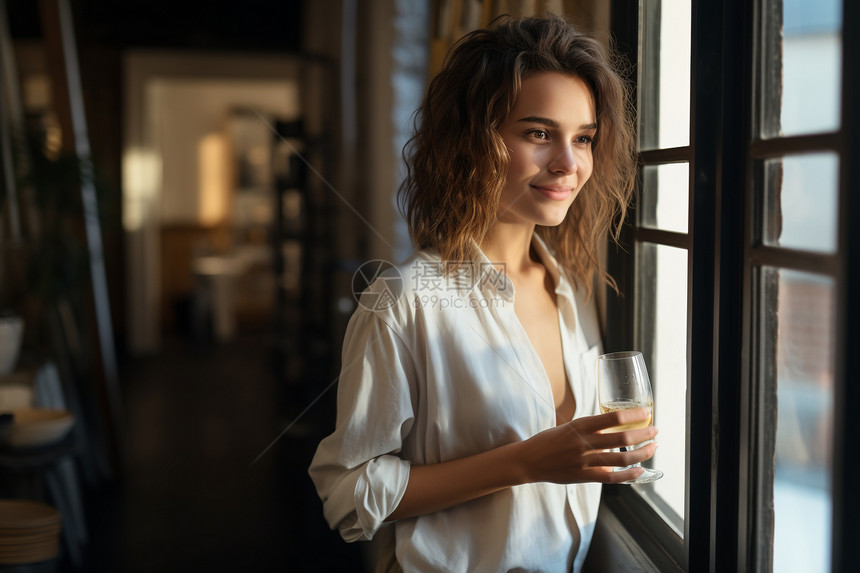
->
xmin=454 ymin=234 xmax=573 ymax=303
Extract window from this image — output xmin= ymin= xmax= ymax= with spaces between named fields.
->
xmin=603 ymin=1 xmax=858 ymax=571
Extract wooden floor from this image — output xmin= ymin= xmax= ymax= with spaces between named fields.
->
xmin=80 ymin=329 xmax=365 ymax=572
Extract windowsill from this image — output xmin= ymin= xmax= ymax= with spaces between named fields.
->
xmin=583 ymin=495 xmax=684 ymax=573
xmin=584 ymin=501 xmax=660 ymax=573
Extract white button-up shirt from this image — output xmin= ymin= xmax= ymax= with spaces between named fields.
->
xmin=309 ymin=236 xmax=604 ymax=572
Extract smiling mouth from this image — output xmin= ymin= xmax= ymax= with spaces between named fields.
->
xmin=531 ymin=185 xmax=573 ymax=201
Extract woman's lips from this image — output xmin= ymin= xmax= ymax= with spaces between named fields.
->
xmin=531 ymin=184 xmax=573 ymax=201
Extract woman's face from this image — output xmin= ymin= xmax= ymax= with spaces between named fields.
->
xmin=496 ymin=72 xmax=596 ymax=227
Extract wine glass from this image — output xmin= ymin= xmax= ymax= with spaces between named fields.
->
xmin=597 ymin=351 xmax=663 ymax=484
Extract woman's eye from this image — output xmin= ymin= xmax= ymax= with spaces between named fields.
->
xmin=575 ymin=135 xmax=594 ymax=145
xmin=528 ymin=129 xmax=549 ymax=140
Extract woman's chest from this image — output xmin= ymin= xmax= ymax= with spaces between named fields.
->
xmin=406 ymin=304 xmax=576 ymax=461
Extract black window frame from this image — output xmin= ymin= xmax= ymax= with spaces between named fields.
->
xmin=603 ymin=1 xmax=860 ymax=571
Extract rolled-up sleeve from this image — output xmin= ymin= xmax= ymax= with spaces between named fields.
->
xmin=308 ymin=308 xmax=417 ymax=542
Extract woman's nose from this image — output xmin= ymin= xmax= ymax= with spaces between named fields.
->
xmin=547 ymin=144 xmax=578 ymax=175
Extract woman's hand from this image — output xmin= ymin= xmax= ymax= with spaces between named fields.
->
xmin=387 ymin=407 xmax=658 ymax=521
xmin=519 ymin=407 xmax=658 ymax=485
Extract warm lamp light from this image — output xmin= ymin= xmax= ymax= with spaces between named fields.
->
xmin=122 ymin=148 xmax=161 ymax=231
xmin=198 ymin=132 xmax=230 ymax=226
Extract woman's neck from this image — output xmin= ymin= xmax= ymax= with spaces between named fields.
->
xmin=480 ymin=222 xmax=539 ymax=275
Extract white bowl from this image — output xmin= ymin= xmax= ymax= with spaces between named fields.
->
xmin=3 ymin=409 xmax=74 ymax=448
xmin=0 ymin=316 xmax=24 ymax=375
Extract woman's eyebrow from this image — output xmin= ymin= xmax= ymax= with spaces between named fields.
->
xmin=515 ymin=116 xmax=598 ymax=131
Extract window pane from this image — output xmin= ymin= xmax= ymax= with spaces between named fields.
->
xmin=640 ymin=162 xmax=689 ymax=234
xmin=762 ymin=153 xmax=839 ymax=253
xmin=760 ymin=0 xmax=842 ymax=137
xmin=634 ymin=242 xmax=687 ymax=534
xmin=761 ymin=268 xmax=833 ymax=572
xmin=639 ymin=0 xmax=691 ymax=151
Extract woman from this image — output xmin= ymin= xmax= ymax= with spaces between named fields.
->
xmin=309 ymin=14 xmax=658 ymax=572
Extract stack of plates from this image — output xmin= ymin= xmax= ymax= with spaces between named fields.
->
xmin=0 ymin=500 xmax=62 ymax=565
xmin=2 ymin=409 xmax=75 ymax=448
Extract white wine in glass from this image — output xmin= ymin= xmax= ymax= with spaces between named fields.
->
xmin=597 ymin=351 xmax=663 ymax=484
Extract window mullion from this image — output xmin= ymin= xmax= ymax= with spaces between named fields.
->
xmin=832 ymin=1 xmax=860 ymax=571
xmin=631 ymin=228 xmax=691 ymax=250
xmin=719 ymin=1 xmax=755 ymax=571
xmin=748 ymin=246 xmax=839 ymax=275
xmin=640 ymin=146 xmax=693 ymax=164
xmin=687 ymin=0 xmax=721 ymax=569
xmin=748 ymin=132 xmax=840 ymax=158
xmin=689 ymin=0 xmax=753 ymax=571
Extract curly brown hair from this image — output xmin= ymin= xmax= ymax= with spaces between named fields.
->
xmin=397 ymin=13 xmax=636 ymax=294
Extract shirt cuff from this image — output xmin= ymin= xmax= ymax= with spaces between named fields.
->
xmin=327 ymin=455 xmax=411 ymax=542
xmin=356 ymin=455 xmax=411 ymax=540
